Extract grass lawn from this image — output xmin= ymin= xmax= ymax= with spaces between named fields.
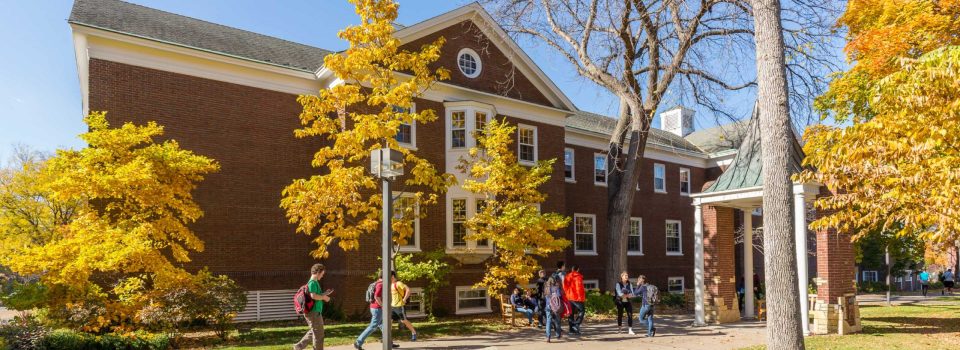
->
xmin=743 ymin=295 xmax=960 ymax=350
xmin=190 ymin=317 xmax=509 ymax=350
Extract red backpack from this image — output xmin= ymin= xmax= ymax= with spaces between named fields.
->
xmin=294 ymin=284 xmax=315 ymax=314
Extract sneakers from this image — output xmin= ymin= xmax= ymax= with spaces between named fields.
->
xmin=628 ymin=328 xmax=636 ymax=335
xmin=353 ymin=341 xmax=363 ymax=350
xmin=411 ymin=333 xmax=417 ymax=342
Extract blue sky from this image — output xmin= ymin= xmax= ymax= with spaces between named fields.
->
xmin=0 ymin=0 xmax=793 ymax=162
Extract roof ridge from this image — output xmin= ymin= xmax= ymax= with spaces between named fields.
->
xmin=72 ymin=0 xmax=329 ymax=52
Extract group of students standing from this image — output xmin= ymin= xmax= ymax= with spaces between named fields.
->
xmin=509 ymin=261 xmax=658 ymax=342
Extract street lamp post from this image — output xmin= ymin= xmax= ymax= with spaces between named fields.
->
xmin=370 ymin=147 xmax=403 ymax=350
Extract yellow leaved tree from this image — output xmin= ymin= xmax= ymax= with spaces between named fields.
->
xmin=799 ymin=0 xmax=960 ymax=243
xmin=460 ymin=119 xmax=570 ymax=294
xmin=281 ymin=0 xmax=453 ymax=258
xmin=0 ymin=112 xmax=219 ymax=331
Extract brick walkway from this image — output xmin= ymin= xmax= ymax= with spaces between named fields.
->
xmin=332 ymin=314 xmax=766 ymax=350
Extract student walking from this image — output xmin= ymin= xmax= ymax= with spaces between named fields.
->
xmin=544 ymin=276 xmax=563 ymax=342
xmin=614 ymin=271 xmax=635 ymax=335
xmin=294 ymin=264 xmax=332 ymax=350
xmin=510 ymin=287 xmax=537 ymax=326
xmin=535 ymin=269 xmax=547 ymax=327
xmin=919 ymin=270 xmax=930 ymax=297
xmin=563 ymin=265 xmax=586 ymax=334
xmin=390 ymin=272 xmax=418 ymax=341
xmin=354 ymin=275 xmax=399 ymax=350
xmin=635 ymin=275 xmax=657 ymax=337
xmin=944 ymin=269 xmax=955 ymax=294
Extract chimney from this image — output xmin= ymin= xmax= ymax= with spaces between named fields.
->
xmin=660 ymin=106 xmax=695 ymax=137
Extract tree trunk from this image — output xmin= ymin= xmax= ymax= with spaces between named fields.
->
xmin=604 ymin=98 xmax=647 ymax=290
xmin=752 ymin=0 xmax=805 ymax=348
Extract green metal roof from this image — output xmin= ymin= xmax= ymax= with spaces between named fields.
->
xmin=702 ymin=105 xmax=805 ymax=193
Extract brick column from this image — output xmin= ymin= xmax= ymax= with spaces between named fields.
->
xmin=812 ymin=202 xmax=861 ymax=334
xmin=702 ymin=205 xmax=740 ymax=323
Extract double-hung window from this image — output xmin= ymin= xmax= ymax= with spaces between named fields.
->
xmin=451 ymin=111 xmax=466 ymax=148
xmin=393 ymin=104 xmax=415 ymax=147
xmin=594 ymin=154 xmax=607 ymax=185
xmin=451 ymin=199 xmax=468 ymax=247
xmin=517 ymin=125 xmax=537 ymax=164
xmin=456 ymin=286 xmax=491 ymax=314
xmin=574 ymin=214 xmax=597 ymax=254
xmin=393 ymin=194 xmax=419 ymax=252
xmin=564 ymin=148 xmax=575 ymax=181
xmin=475 ymin=200 xmax=490 ymax=247
xmin=679 ymin=168 xmax=691 ymax=195
xmin=654 ymin=163 xmax=666 ymax=193
xmin=628 ymin=218 xmax=643 ymax=255
xmin=665 ymin=220 xmax=682 ymax=255
xmin=667 ymin=277 xmax=685 ymax=294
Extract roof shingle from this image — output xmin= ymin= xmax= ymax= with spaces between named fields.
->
xmin=566 ymin=111 xmax=705 ymax=154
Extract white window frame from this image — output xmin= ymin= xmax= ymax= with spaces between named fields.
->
xmin=665 ymin=220 xmax=683 ymax=256
xmin=393 ymin=103 xmax=417 ymax=149
xmin=593 ymin=153 xmax=607 ymax=186
xmin=446 ymin=108 xmax=491 ymax=151
xmin=449 ymin=110 xmax=467 ymax=149
xmin=564 ymin=147 xmax=575 ymax=182
xmin=456 ymin=48 xmax=482 ymax=78
xmin=455 ymin=286 xmax=492 ymax=315
xmin=449 ymin=198 xmax=468 ymax=248
xmin=404 ymin=287 xmax=426 ymax=318
xmin=573 ymin=213 xmax=598 ymax=255
xmin=654 ymin=163 xmax=667 ymax=193
xmin=628 ymin=217 xmax=643 ymax=256
xmin=517 ymin=124 xmax=538 ymax=165
xmin=667 ymin=277 xmax=685 ymax=294
xmin=583 ymin=279 xmax=600 ymax=291
xmin=393 ymin=192 xmax=420 ymax=253
xmin=446 ymin=196 xmax=493 ymax=252
xmin=862 ymin=270 xmax=879 ymax=283
xmin=679 ymin=167 xmax=691 ymax=196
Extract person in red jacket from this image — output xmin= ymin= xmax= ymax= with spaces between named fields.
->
xmin=563 ymin=264 xmax=586 ymax=334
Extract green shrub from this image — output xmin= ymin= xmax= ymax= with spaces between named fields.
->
xmin=41 ymin=329 xmax=170 ymax=350
xmin=138 ymin=269 xmax=245 ymax=342
xmin=857 ymin=281 xmax=889 ymax=293
xmin=585 ymin=290 xmax=615 ymax=315
xmin=1 ymin=335 xmax=8 ymax=350
xmin=659 ymin=292 xmax=686 ymax=309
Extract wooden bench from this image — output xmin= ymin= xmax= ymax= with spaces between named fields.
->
xmin=756 ymin=299 xmax=767 ymax=321
xmin=498 ymin=295 xmax=518 ymax=327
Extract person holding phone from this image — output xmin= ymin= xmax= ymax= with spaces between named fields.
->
xmin=295 ymin=263 xmax=333 ymax=350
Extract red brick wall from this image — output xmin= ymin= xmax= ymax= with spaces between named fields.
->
xmin=702 ymin=205 xmax=737 ymax=307
xmin=401 ymin=20 xmax=553 ymax=107
xmin=816 ymin=209 xmax=855 ymax=303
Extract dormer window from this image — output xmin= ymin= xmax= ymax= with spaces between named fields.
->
xmin=457 ymin=48 xmax=482 ymax=78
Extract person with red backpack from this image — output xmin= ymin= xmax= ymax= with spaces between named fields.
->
xmin=544 ymin=276 xmax=564 ymax=342
xmin=563 ymin=265 xmax=586 ymax=334
xmin=354 ymin=274 xmax=400 ymax=350
xmin=294 ymin=263 xmax=332 ymax=350
xmin=635 ymin=275 xmax=658 ymax=337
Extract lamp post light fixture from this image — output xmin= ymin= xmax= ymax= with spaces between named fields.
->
xmin=370 ymin=147 xmax=403 ymax=350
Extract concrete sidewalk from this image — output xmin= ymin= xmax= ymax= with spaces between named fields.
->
xmin=331 ymin=314 xmax=766 ymax=350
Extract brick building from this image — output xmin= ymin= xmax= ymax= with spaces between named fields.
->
xmin=68 ymin=0 xmax=858 ymax=332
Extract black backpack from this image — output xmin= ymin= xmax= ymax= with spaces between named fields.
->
xmin=364 ymin=281 xmax=378 ymax=303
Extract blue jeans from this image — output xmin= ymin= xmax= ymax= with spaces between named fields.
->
xmin=516 ymin=306 xmax=535 ymax=324
xmin=545 ymin=310 xmax=561 ymax=339
xmin=638 ymin=305 xmax=655 ymax=336
xmin=356 ymin=308 xmax=383 ymax=346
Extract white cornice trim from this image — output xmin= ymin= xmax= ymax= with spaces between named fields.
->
xmin=72 ymin=31 xmax=90 ymax=116
xmin=393 ymin=3 xmax=576 ymax=112
xmin=72 ymin=24 xmax=321 ymax=96
xmin=565 ymin=130 xmax=709 ymax=168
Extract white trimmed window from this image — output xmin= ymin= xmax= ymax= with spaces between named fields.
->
xmin=628 ymin=217 xmax=643 ymax=255
xmin=475 ymin=200 xmax=490 ymax=248
xmin=679 ymin=168 xmax=691 ymax=195
xmin=456 ymin=286 xmax=491 ymax=314
xmin=862 ymin=270 xmax=879 ymax=282
xmin=574 ymin=214 xmax=597 ymax=254
xmin=517 ymin=125 xmax=537 ymax=164
xmin=667 ymin=277 xmax=685 ymax=294
xmin=594 ymin=153 xmax=607 ymax=185
xmin=564 ymin=148 xmax=575 ymax=181
xmin=451 ymin=198 xmax=468 ymax=247
xmin=457 ymin=48 xmax=482 ymax=78
xmin=475 ymin=112 xmax=487 ymax=136
xmin=583 ymin=280 xmax=600 ymax=291
xmin=666 ymin=220 xmax=682 ymax=255
xmin=404 ymin=287 xmax=425 ymax=318
xmin=392 ymin=104 xmax=416 ymax=148
xmin=654 ymin=163 xmax=666 ymax=193
xmin=394 ymin=193 xmax=420 ymax=252
xmin=451 ymin=111 xmax=466 ymax=149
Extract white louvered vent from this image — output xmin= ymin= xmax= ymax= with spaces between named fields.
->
xmin=235 ymin=289 xmax=300 ymax=322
